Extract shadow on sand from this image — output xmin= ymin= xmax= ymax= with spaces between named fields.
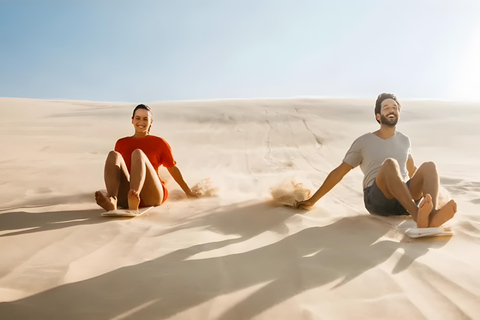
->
xmin=0 ymin=201 xmax=450 ymax=319
xmin=0 ymin=208 xmax=106 ymax=238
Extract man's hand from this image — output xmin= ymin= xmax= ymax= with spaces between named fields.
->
xmin=295 ymin=199 xmax=314 ymax=210
xmin=293 ymin=162 xmax=353 ymax=210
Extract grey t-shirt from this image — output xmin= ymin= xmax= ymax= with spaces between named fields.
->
xmin=343 ymin=132 xmax=412 ymax=190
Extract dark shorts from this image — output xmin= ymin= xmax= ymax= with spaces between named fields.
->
xmin=364 ymin=179 xmax=418 ymax=216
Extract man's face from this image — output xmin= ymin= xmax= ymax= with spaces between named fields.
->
xmin=377 ymin=98 xmax=399 ymax=127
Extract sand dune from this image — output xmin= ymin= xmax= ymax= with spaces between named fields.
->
xmin=0 ymin=97 xmax=479 ymax=319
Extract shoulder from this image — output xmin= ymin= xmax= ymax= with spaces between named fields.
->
xmin=351 ymin=132 xmax=374 ymax=145
xmin=115 ymin=136 xmax=131 ymax=146
xmin=346 ymin=133 xmax=372 ymax=154
xmin=147 ymin=135 xmax=172 ymax=147
xmin=116 ymin=136 xmax=131 ymax=143
xmin=148 ymin=135 xmax=168 ymax=143
xmin=358 ymin=132 xmax=374 ymax=140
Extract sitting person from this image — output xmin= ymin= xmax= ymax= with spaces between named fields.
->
xmin=95 ymin=104 xmax=197 ymax=211
xmin=296 ymin=93 xmax=456 ymax=228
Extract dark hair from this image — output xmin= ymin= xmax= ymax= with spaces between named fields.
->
xmin=132 ymin=104 xmax=153 ymax=133
xmin=374 ymin=93 xmax=400 ymax=124
xmin=132 ymin=104 xmax=152 ymax=118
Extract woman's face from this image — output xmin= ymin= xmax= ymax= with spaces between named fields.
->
xmin=132 ymin=108 xmax=152 ymax=134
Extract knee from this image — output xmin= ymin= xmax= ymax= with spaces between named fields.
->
xmin=420 ymin=161 xmax=437 ymax=174
xmin=106 ymin=151 xmax=122 ymax=164
xmin=131 ymin=149 xmax=146 ymax=162
xmin=382 ymin=158 xmax=399 ymax=171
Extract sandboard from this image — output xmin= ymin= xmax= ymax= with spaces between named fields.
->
xmin=101 ymin=206 xmax=154 ymax=217
xmin=405 ymin=226 xmax=453 ymax=238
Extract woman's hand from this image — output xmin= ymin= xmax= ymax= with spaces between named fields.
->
xmin=186 ymin=190 xmax=200 ymax=198
xmin=168 ymin=166 xmax=199 ymax=199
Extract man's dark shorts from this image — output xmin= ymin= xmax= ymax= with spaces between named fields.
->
xmin=364 ymin=179 xmax=418 ymax=216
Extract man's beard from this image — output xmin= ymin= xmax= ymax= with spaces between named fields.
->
xmin=380 ymin=114 xmax=398 ymax=127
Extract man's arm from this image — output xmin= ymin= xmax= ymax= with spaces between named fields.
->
xmin=407 ymin=156 xmax=417 ymax=178
xmin=167 ymin=166 xmax=197 ymax=197
xmin=296 ymin=161 xmax=353 ymax=208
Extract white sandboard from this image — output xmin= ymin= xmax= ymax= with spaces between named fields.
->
xmin=101 ymin=206 xmax=154 ymax=217
xmin=405 ymin=226 xmax=453 ymax=238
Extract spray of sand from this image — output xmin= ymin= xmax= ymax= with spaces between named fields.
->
xmin=191 ymin=178 xmax=218 ymax=197
xmin=270 ymin=179 xmax=312 ymax=208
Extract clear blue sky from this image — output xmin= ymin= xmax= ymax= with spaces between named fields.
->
xmin=1 ymin=0 xmax=480 ymax=102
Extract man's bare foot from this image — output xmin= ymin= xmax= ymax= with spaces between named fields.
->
xmin=417 ymin=194 xmax=433 ymax=228
xmin=128 ymin=189 xmax=141 ymax=210
xmin=429 ymin=200 xmax=457 ymax=227
xmin=95 ymin=191 xmax=117 ymax=211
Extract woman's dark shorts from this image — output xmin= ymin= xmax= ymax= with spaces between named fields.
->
xmin=364 ymin=179 xmax=418 ymax=216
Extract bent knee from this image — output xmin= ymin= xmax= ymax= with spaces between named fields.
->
xmin=131 ymin=149 xmax=146 ymax=161
xmin=106 ymin=150 xmax=122 ymax=163
xmin=382 ymin=158 xmax=399 ymax=169
xmin=417 ymin=161 xmax=437 ymax=175
xmin=420 ymin=161 xmax=436 ymax=171
xmin=107 ymin=150 xmax=120 ymax=157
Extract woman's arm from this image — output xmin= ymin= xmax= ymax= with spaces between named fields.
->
xmin=167 ymin=166 xmax=198 ymax=197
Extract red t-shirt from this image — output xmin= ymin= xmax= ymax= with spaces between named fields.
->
xmin=115 ymin=135 xmax=177 ymax=202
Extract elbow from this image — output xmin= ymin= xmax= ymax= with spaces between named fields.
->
xmin=336 ymin=163 xmax=352 ymax=176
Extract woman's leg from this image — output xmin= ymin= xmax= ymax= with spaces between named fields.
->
xmin=128 ymin=149 xmax=164 ymax=210
xmin=95 ymin=151 xmax=130 ymax=210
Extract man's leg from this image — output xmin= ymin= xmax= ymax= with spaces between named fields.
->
xmin=408 ymin=162 xmax=457 ymax=227
xmin=407 ymin=162 xmax=439 ymax=208
xmin=375 ymin=158 xmax=433 ymax=227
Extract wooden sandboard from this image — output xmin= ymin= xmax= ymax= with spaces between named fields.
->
xmin=101 ymin=206 xmax=154 ymax=217
xmin=405 ymin=226 xmax=453 ymax=238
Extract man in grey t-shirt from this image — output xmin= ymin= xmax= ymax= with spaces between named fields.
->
xmin=296 ymin=93 xmax=456 ymax=228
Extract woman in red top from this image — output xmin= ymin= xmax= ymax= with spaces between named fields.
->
xmin=95 ymin=104 xmax=197 ymax=211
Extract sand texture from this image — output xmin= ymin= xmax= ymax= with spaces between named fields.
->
xmin=1 ymin=97 xmax=480 ymax=319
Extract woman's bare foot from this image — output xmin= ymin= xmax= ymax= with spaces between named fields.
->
xmin=429 ymin=200 xmax=457 ymax=227
xmin=417 ymin=194 xmax=433 ymax=228
xmin=95 ymin=191 xmax=117 ymax=211
xmin=128 ymin=189 xmax=141 ymax=210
